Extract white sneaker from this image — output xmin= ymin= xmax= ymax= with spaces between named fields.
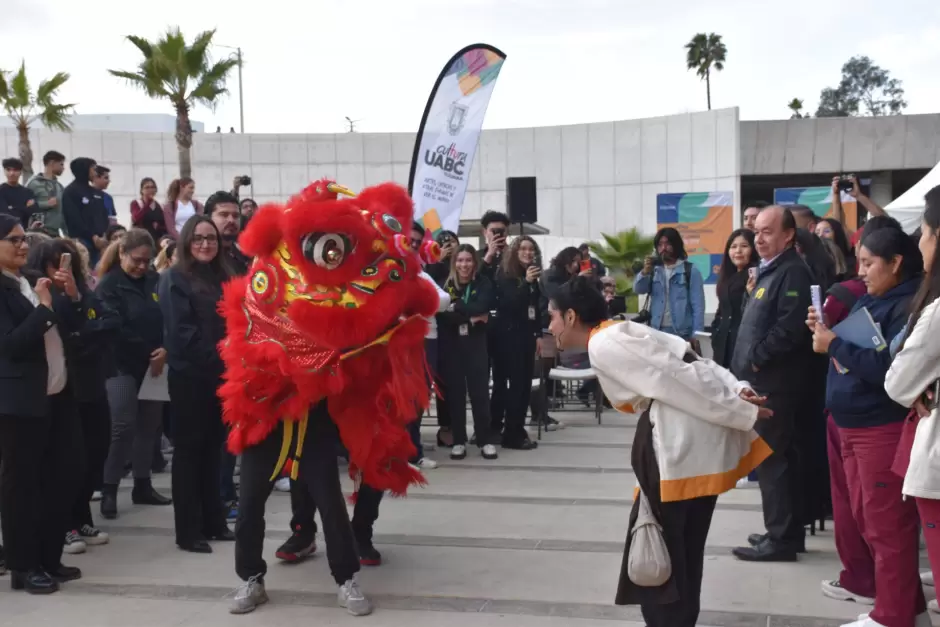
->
xmin=450 ymin=444 xmax=467 ymax=460
xmin=273 ymin=477 xmax=291 ymax=492
xmin=415 ymin=457 xmax=438 ymax=470
xmin=91 ymin=490 xmax=102 ymax=502
xmin=230 ymin=576 xmax=268 ymax=614
xmin=929 ymin=599 xmax=939 ymax=614
xmin=338 ymin=576 xmax=373 ymax=616
xmin=842 ymin=612 xmax=932 ymax=627
xmin=79 ymin=524 xmax=110 ymax=546
xmin=820 ymin=579 xmax=874 ymax=605
xmin=63 ymin=530 xmax=87 ymax=554
xmin=481 ymin=444 xmax=498 ymax=460
xmin=922 ymin=570 xmax=935 ymax=586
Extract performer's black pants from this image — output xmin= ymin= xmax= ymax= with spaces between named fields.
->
xmin=234 ymin=404 xmax=359 ymax=585
xmin=490 ymin=326 xmax=536 ymax=445
xmin=289 ymin=477 xmax=384 ymax=546
xmin=754 ymin=394 xmax=805 ymax=545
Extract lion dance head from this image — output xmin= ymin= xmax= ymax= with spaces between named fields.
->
xmin=218 ymin=179 xmax=442 ymax=494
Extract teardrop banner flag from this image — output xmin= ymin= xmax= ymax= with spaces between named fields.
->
xmin=408 ymin=44 xmax=506 ymax=236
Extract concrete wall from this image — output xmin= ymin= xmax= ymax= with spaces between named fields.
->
xmin=741 ymin=114 xmax=940 ymax=176
xmin=1 ymin=108 xmax=741 ymax=242
xmin=0 ymin=113 xmax=205 ymax=134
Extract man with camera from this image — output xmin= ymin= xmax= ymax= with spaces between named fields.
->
xmin=634 ymin=227 xmax=705 ymax=344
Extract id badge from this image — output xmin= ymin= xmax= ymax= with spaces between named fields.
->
xmin=459 ymin=324 xmax=469 ymax=336
xmin=528 ymin=306 xmax=536 ymax=321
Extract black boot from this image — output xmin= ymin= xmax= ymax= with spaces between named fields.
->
xmin=100 ymin=483 xmax=118 ymax=520
xmin=131 ymin=478 xmax=172 ymax=506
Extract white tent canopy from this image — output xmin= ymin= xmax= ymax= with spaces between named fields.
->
xmin=885 ymin=160 xmax=940 ymax=233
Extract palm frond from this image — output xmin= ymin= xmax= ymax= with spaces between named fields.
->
xmin=190 ymin=58 xmax=238 ymax=109
xmin=8 ymin=62 xmax=31 ymax=108
xmin=39 ymin=103 xmax=74 ymax=131
xmin=0 ymin=71 xmax=9 ymax=101
xmin=35 ymin=72 xmax=70 ymax=104
xmin=126 ymin=35 xmax=156 ymax=59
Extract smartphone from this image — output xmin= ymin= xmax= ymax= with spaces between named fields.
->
xmin=580 ymin=259 xmax=592 ymax=273
xmin=748 ymin=267 xmax=757 ymax=281
xmin=491 ymin=227 xmax=506 ymax=239
xmin=811 ymin=284 xmax=823 ymax=315
xmin=59 ymin=252 xmax=71 ymax=271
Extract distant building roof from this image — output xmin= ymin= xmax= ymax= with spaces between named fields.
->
xmin=0 ymin=113 xmax=205 ymax=134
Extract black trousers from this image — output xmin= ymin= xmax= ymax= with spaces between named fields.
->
xmin=169 ymin=371 xmax=226 ymax=546
xmin=488 ymin=325 xmax=507 ymax=434
xmin=753 ymin=394 xmax=805 ymax=544
xmin=491 ymin=327 xmax=536 ymax=444
xmin=235 ymin=410 xmax=360 ymax=585
xmin=439 ymin=331 xmax=491 ymax=447
xmin=640 ymin=495 xmax=718 ymax=627
xmin=71 ymin=395 xmax=111 ymax=529
xmin=0 ymin=390 xmax=83 ymax=572
xmin=289 ymin=476 xmax=384 ymax=545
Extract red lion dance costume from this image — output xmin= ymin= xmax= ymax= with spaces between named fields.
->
xmin=218 ymin=179 xmax=441 ymax=495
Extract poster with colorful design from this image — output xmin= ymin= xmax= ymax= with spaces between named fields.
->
xmin=773 ymin=187 xmax=858 ymax=231
xmin=656 ymin=192 xmax=733 ymax=285
xmin=408 ymin=44 xmax=506 ymax=235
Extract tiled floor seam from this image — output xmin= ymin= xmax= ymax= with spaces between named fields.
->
xmin=44 ymin=582 xmax=849 ymax=626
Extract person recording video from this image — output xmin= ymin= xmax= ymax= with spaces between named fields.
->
xmin=480 ymin=211 xmax=510 ymax=280
xmin=634 ymin=228 xmax=705 ymax=341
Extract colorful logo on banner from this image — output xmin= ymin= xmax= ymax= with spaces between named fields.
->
xmin=408 ymin=45 xmax=506 ymax=236
xmin=656 ymin=192 xmax=733 ymax=285
xmin=773 ymin=187 xmax=858 ymax=231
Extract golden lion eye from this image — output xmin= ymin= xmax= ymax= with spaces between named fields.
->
xmin=301 ymin=233 xmax=350 ymax=270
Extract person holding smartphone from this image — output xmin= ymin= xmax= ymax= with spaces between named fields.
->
xmin=490 ymin=236 xmax=542 ymax=450
xmin=480 ymin=211 xmax=510 ymax=280
xmin=634 ymin=228 xmax=705 ymax=342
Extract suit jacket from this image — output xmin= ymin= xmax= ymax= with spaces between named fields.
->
xmin=0 ymin=272 xmax=58 ymax=417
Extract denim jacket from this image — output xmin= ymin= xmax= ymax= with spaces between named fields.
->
xmin=633 ymin=261 xmax=705 ymax=339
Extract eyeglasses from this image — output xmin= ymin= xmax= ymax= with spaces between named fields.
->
xmin=1 ymin=235 xmax=27 ymax=247
xmin=193 ymin=234 xmax=219 ymax=246
xmin=127 ymin=255 xmax=151 ymax=267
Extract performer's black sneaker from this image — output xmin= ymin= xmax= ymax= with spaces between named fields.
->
xmin=358 ymin=542 xmax=382 ymax=567
xmin=275 ymin=531 xmax=317 ymax=563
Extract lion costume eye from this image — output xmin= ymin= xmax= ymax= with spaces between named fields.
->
xmin=301 ymin=233 xmax=349 ymax=270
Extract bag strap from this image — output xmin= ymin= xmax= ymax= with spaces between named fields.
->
xmin=826 ymin=282 xmax=859 ymax=311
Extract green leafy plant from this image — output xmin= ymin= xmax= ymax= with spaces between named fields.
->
xmin=109 ymin=28 xmax=240 ymax=178
xmin=685 ymin=33 xmax=727 ymax=111
xmin=589 ymin=228 xmax=655 ymax=312
xmin=0 ymin=61 xmax=75 ymax=180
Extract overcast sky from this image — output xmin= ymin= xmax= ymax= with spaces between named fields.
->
xmin=2 ymin=0 xmax=937 ymax=134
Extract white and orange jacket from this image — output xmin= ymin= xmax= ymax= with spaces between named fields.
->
xmin=588 ymin=321 xmax=771 ymax=502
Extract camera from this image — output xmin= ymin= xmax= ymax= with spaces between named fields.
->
xmin=237 ymin=175 xmax=252 ymax=187
xmin=837 ymin=175 xmax=855 ymax=193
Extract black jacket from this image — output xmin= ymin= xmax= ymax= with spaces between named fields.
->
xmin=60 ymin=287 xmax=120 ymax=402
xmin=438 ymin=275 xmax=495 ymax=340
xmin=493 ymin=273 xmax=541 ymax=338
xmin=711 ymin=269 xmax=750 ymax=369
xmin=731 ymin=248 xmax=814 ymax=393
xmin=96 ymin=268 xmax=164 ymax=383
xmin=0 ymin=273 xmax=82 ymax=417
xmin=0 ymin=183 xmax=37 ymax=228
xmin=225 ymin=244 xmax=251 ymax=277
xmin=158 ymin=266 xmax=225 ymax=380
xmin=63 ymin=157 xmax=109 ymax=243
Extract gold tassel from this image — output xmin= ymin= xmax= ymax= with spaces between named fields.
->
xmin=289 ymin=416 xmax=309 ymax=480
xmin=269 ymin=421 xmax=294 ymax=482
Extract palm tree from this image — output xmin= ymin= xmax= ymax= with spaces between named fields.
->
xmin=589 ymin=229 xmax=655 ymax=312
xmin=684 ymin=33 xmax=727 ymax=110
xmin=788 ymin=98 xmax=806 ymax=119
xmin=108 ymin=28 xmax=239 ymax=178
xmin=0 ymin=62 xmax=74 ymax=180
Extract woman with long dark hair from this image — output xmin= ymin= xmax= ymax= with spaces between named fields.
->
xmin=540 ymin=246 xmax=581 ymax=301
xmin=712 ymin=229 xmax=757 ymax=369
xmin=162 ymin=178 xmax=203 ymax=240
xmin=438 ymin=244 xmax=497 ymax=460
xmin=130 ymin=177 xmax=167 ymax=243
xmin=886 ymin=184 xmax=940 ymax=617
xmin=490 ymin=236 xmax=542 ymax=450
xmin=0 ymin=214 xmax=84 ymax=593
xmin=97 ymin=228 xmax=171 ymax=519
xmin=547 ymin=276 xmax=771 ymax=627
xmin=809 ymin=225 xmax=927 ymax=627
xmin=159 ymin=215 xmax=233 ymax=552
xmin=27 ymin=239 xmax=120 ymax=554
xmin=816 ymin=217 xmax=855 ymax=274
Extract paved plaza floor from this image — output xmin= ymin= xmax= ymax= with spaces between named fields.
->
xmin=3 ymin=410 xmax=937 ymax=626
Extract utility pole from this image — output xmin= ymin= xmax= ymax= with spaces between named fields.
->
xmin=237 ymin=47 xmax=244 ymax=133
xmin=345 ymin=116 xmax=361 ymax=133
